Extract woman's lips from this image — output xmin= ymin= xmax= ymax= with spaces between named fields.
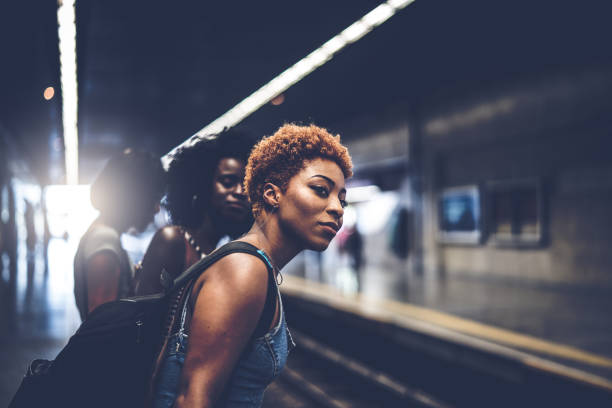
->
xmin=226 ymin=202 xmax=248 ymax=211
xmin=319 ymin=223 xmax=338 ymax=236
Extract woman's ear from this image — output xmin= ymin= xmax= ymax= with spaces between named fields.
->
xmin=262 ymin=182 xmax=281 ymax=210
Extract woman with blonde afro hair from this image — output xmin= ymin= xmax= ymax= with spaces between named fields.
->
xmin=152 ymin=123 xmax=352 ymax=408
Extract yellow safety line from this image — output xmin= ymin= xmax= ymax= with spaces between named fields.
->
xmin=282 ymin=276 xmax=612 ymax=369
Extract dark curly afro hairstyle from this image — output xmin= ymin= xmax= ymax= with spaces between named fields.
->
xmin=164 ymin=128 xmax=258 ymax=228
xmin=244 ymin=123 xmax=353 ymax=217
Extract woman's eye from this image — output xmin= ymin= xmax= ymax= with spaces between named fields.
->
xmin=340 ymin=199 xmax=348 ymax=208
xmin=312 ymin=186 xmax=329 ymax=197
xmin=219 ymin=176 xmax=237 ymax=187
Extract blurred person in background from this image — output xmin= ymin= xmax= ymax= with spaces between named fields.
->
xmin=134 ymin=129 xmax=257 ymax=296
xmin=24 ymin=200 xmax=36 ymax=255
xmin=73 ymin=148 xmax=165 ymax=322
xmin=152 ymin=123 xmax=353 ymax=407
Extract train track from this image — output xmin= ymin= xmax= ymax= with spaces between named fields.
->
xmin=263 ymin=330 xmax=452 ymax=408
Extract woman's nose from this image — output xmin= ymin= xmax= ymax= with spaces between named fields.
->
xmin=327 ymin=198 xmax=344 ymax=219
xmin=233 ymin=182 xmax=246 ymax=197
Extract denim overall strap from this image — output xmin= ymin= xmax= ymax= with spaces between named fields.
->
xmin=256 ymin=249 xmax=296 ymax=350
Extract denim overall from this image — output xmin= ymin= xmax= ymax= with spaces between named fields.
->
xmin=153 ymin=251 xmax=295 ymax=408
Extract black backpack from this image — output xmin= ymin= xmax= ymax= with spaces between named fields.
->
xmin=9 ymin=241 xmax=273 ymax=408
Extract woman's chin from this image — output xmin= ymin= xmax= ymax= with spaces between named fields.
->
xmin=308 ymin=238 xmax=332 ymax=252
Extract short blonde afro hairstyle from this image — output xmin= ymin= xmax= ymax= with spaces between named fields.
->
xmin=245 ymin=123 xmax=353 ymax=217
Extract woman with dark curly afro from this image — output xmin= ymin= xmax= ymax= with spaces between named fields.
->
xmin=152 ymin=123 xmax=352 ymax=408
xmin=134 ymin=128 xmax=258 ymax=296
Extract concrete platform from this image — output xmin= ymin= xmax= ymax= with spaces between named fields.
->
xmin=296 ymin=264 xmax=612 ymax=380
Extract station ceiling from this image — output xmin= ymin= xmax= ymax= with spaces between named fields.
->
xmin=1 ymin=0 xmax=611 ymax=184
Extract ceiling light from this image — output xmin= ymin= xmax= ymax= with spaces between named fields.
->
xmin=57 ymin=0 xmax=79 ymax=185
xmin=164 ymin=0 xmax=418 ymax=163
xmin=270 ymin=94 xmax=285 ymax=106
xmin=43 ymin=86 xmax=55 ymax=100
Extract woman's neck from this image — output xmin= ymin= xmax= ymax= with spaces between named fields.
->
xmin=189 ymin=215 xmax=221 ymax=255
xmin=239 ymin=214 xmax=301 ymax=271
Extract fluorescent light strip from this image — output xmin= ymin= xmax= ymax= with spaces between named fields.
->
xmin=164 ymin=0 xmax=417 ymax=163
xmin=58 ymin=0 xmax=79 ymax=185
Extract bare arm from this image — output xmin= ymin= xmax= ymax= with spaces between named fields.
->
xmin=86 ymin=251 xmax=120 ymax=313
xmin=134 ymin=226 xmax=186 ymax=296
xmin=173 ymin=254 xmax=268 ymax=407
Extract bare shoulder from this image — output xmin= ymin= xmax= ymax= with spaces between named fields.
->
xmin=136 ymin=226 xmax=187 ymax=294
xmin=193 ymin=252 xmax=269 ymax=299
xmin=153 ymin=225 xmax=186 ymax=247
xmin=144 ymin=226 xmax=186 ymax=258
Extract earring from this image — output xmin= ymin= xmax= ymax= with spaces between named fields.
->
xmin=191 ymin=194 xmax=199 ymax=209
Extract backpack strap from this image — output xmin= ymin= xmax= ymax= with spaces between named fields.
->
xmin=149 ymin=241 xmax=275 ymax=400
xmin=165 ymin=241 xmax=274 ymax=294
xmin=174 ymin=241 xmax=277 ymax=337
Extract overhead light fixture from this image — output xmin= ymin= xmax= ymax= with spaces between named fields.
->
xmin=57 ymin=0 xmax=79 ymax=184
xmin=43 ymin=86 xmax=55 ymax=100
xmin=164 ymin=0 xmax=417 ymax=164
xmin=270 ymin=94 xmax=285 ymax=106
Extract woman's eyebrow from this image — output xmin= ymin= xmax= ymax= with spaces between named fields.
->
xmin=309 ymin=174 xmax=335 ymax=186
